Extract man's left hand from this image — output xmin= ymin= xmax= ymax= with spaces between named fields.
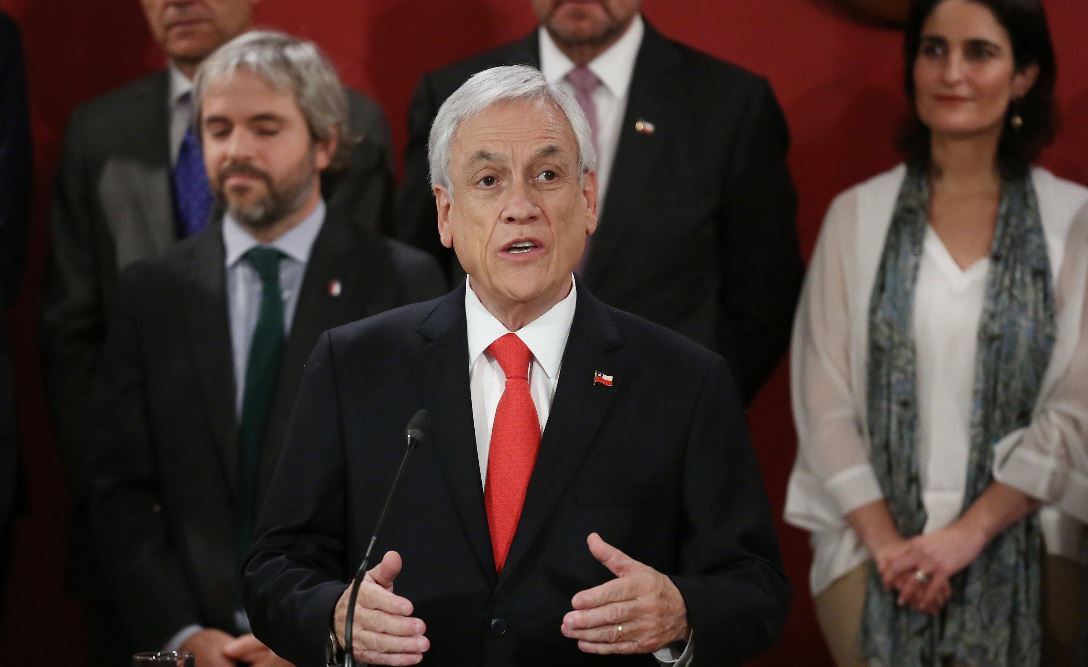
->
xmin=561 ymin=532 xmax=689 ymax=655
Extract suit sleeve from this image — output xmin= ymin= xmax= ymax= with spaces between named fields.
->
xmin=41 ymin=104 xmax=108 ymax=497
xmin=243 ymin=332 xmax=352 ymax=666
xmin=717 ymin=78 xmax=802 ymax=403
xmin=393 ymin=73 xmax=458 ymax=282
xmin=87 ymin=268 xmax=204 ymax=648
xmin=668 ymin=355 xmax=791 ymax=665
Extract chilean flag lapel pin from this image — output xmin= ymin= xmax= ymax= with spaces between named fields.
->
xmin=593 ymin=371 xmax=614 ymax=387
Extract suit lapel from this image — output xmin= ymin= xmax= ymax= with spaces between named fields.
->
xmin=180 ymin=226 xmax=239 ymax=499
xmin=583 ymin=24 xmax=682 ymax=284
xmin=499 ymin=286 xmax=626 ymax=582
xmin=258 ymin=217 xmax=401 ymax=493
xmin=410 ymin=286 xmax=498 ymax=583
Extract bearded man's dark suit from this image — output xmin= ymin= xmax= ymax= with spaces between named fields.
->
xmin=87 ymin=214 xmax=444 ymax=652
xmin=243 ymin=282 xmax=790 ymax=666
xmin=42 ymin=72 xmax=394 ymax=663
xmin=395 ymin=22 xmax=802 ymax=403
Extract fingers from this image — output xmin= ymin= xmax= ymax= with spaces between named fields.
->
xmin=571 ymin=575 xmax=639 ymax=610
xmin=563 ymin=599 xmax=637 ymax=635
xmin=331 ymin=551 xmax=430 ymax=665
xmin=565 ymin=541 xmax=689 ymax=656
xmin=367 ymin=550 xmax=404 ymax=591
xmin=586 ymin=532 xmax=637 ymax=578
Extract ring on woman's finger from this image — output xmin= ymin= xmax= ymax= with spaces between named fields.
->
xmin=615 ymin=624 xmax=623 ymax=641
xmin=913 ymin=569 xmax=931 ymax=583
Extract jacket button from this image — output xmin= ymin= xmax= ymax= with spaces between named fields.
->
xmin=489 ymin=618 xmax=507 ymax=636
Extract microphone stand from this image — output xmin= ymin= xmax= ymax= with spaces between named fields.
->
xmin=344 ymin=409 xmax=428 ymax=667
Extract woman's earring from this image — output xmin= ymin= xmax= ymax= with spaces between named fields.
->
xmin=1009 ymin=100 xmax=1024 ymax=129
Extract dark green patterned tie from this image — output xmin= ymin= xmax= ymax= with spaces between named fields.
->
xmin=237 ymin=246 xmax=285 ymax=562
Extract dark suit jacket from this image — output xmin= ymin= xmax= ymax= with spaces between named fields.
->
xmin=395 ymin=22 xmax=803 ymax=403
xmin=87 ymin=214 xmax=445 ymax=651
xmin=243 ymin=283 xmax=790 ymax=666
xmin=43 ymin=69 xmax=393 ymax=495
xmin=0 ymin=9 xmax=30 ymax=590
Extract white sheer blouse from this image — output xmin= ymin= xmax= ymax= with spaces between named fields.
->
xmin=785 ymin=164 xmax=1088 ymax=595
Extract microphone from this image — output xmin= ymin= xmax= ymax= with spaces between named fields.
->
xmin=344 ymin=409 xmax=429 ymax=667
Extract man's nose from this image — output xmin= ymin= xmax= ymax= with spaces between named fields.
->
xmin=502 ymin=180 xmax=541 ymax=224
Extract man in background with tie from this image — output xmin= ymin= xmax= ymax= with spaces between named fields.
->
xmin=42 ymin=2 xmax=392 ymax=662
xmin=86 ymin=30 xmax=443 ymax=666
xmin=244 ymin=65 xmax=788 ymax=666
xmin=396 ymin=0 xmax=803 ymax=405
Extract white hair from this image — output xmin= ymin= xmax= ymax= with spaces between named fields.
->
xmin=193 ymin=30 xmax=354 ymax=166
xmin=427 ymin=65 xmax=597 ymax=194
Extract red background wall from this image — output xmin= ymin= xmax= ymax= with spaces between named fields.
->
xmin=0 ymin=0 xmax=1085 ymax=663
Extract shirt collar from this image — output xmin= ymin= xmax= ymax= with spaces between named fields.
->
xmin=464 ymin=276 xmax=578 ymax=380
xmin=168 ymin=60 xmax=194 ymax=109
xmin=222 ymin=200 xmax=326 ymax=268
xmin=538 ymin=14 xmax=643 ymax=99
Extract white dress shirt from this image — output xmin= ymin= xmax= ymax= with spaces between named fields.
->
xmin=463 ymin=276 xmax=690 ymax=664
xmin=539 ymin=15 xmax=643 ymax=214
xmin=167 ymin=62 xmax=194 ymax=166
xmin=913 ymin=227 xmax=987 ymax=532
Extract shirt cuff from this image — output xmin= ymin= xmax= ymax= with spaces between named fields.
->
xmin=653 ymin=630 xmax=693 ymax=665
xmin=994 ymin=443 xmax=1088 ymax=523
xmin=824 ymin=464 xmax=884 ymax=515
xmin=164 ymin=624 xmax=203 ymax=652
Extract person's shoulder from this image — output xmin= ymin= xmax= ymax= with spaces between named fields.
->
xmin=72 ymin=70 xmax=164 ymax=116
xmin=1031 ymin=166 xmax=1088 ymax=209
xmin=324 ymin=293 xmax=449 ymax=355
xmin=647 ymin=24 xmax=767 ymax=92
xmin=420 ymin=35 xmax=537 ymax=94
xmin=596 ymin=296 xmax=723 ymax=375
xmin=66 ymin=70 xmax=166 ymax=135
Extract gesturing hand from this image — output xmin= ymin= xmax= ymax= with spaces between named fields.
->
xmin=333 ymin=550 xmax=429 ymax=666
xmin=561 ymin=532 xmax=689 ymax=655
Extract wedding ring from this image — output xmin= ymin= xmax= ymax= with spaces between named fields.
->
xmin=914 ymin=569 xmax=931 ymax=583
xmin=616 ymin=624 xmax=624 ymax=640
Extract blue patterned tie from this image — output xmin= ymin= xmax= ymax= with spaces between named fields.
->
xmin=173 ymin=95 xmax=213 ymax=237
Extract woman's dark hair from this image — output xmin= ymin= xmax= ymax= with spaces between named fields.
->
xmin=896 ymin=0 xmax=1057 ymax=177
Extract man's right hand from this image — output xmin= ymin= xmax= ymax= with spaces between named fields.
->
xmin=179 ymin=628 xmax=239 ymax=667
xmin=333 ymin=550 xmax=429 ymax=666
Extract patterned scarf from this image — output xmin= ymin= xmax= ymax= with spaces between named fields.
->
xmin=860 ymin=165 xmax=1054 ymax=666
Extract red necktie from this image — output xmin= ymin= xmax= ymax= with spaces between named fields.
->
xmin=484 ymin=333 xmax=541 ymax=573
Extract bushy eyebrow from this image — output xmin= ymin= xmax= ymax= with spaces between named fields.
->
xmin=467 ymin=150 xmax=502 ymax=167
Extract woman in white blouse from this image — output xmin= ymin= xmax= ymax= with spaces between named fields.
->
xmin=785 ymin=0 xmax=1087 ymax=665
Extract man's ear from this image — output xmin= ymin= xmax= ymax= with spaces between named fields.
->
xmin=581 ymin=171 xmax=599 ymax=237
xmin=435 ymin=185 xmax=454 ymax=249
xmin=313 ymin=126 xmax=338 ymax=172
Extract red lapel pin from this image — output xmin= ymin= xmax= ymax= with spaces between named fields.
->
xmin=593 ymin=371 xmax=614 ymax=387
xmin=328 ymin=279 xmax=342 ymax=297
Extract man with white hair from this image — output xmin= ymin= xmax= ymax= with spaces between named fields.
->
xmin=87 ymin=31 xmax=442 ymax=666
xmin=244 ymin=65 xmax=789 ymax=667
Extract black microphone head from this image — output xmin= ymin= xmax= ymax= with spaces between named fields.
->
xmin=405 ymin=408 xmax=430 ymax=449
